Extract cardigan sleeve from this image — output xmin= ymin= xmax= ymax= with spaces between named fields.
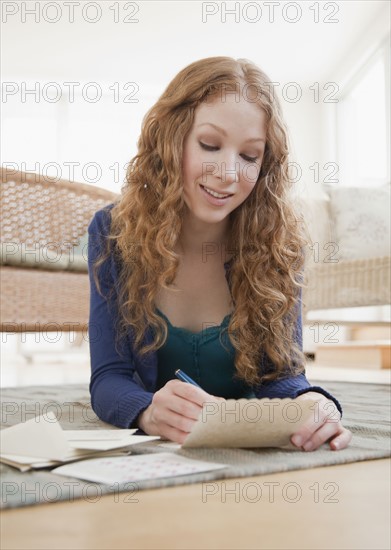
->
xmin=87 ymin=206 xmax=154 ymax=429
xmin=252 ymin=287 xmax=343 ymax=418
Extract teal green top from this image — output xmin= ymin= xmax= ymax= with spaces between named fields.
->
xmin=155 ymin=308 xmax=254 ymax=399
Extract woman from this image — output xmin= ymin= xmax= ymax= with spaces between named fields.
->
xmin=88 ymin=56 xmax=352 ymax=452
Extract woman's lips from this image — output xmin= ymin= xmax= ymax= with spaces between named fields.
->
xmin=199 ymin=184 xmax=233 ymax=205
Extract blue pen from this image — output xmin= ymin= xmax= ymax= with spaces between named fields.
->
xmin=175 ymin=369 xmax=202 ymax=388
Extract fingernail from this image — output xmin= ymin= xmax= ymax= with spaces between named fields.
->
xmin=292 ymin=436 xmax=302 ymax=446
xmin=303 ymin=441 xmax=313 ymax=451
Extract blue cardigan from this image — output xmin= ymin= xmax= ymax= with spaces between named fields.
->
xmin=88 ymin=205 xmax=342 ymax=429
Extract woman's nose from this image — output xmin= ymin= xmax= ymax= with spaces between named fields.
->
xmin=218 ymin=157 xmax=240 ymax=184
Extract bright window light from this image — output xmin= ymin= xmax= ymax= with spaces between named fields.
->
xmin=337 ymin=52 xmax=388 ymax=187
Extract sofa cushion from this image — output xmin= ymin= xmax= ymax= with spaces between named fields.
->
xmin=0 ymin=233 xmax=88 ymax=272
xmin=325 ymin=184 xmax=390 ymax=260
xmin=67 ymin=232 xmax=88 ymax=272
xmin=294 ymin=192 xmax=335 ymax=265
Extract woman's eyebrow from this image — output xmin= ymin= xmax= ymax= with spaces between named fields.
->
xmin=197 ymin=122 xmax=265 ymax=143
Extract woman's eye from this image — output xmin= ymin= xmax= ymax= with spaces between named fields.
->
xmin=199 ymin=141 xmax=217 ymax=152
xmin=198 ymin=142 xmax=258 ymax=163
xmin=242 ymin=154 xmax=259 ymax=163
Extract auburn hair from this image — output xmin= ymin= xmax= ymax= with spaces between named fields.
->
xmin=92 ymin=56 xmax=310 ymax=387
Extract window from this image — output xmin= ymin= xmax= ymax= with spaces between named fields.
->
xmin=336 ymin=36 xmax=390 ymax=187
xmin=1 ymin=82 xmax=159 ymax=193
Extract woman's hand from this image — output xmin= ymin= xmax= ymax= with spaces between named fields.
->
xmin=290 ymin=391 xmax=352 ymax=451
xmin=137 ymin=380 xmax=223 ymax=444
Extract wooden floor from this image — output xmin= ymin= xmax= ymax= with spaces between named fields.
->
xmin=2 ymin=459 xmax=390 ymax=550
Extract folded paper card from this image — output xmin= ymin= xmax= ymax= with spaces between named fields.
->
xmin=182 ymin=397 xmax=318 ymax=448
xmin=0 ymin=449 xmax=136 ymax=473
xmin=52 ymin=452 xmax=227 ymax=485
xmin=0 ymin=411 xmax=160 ymax=471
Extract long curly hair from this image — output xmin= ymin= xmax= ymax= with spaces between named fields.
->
xmin=92 ymin=56 xmax=310 ymax=387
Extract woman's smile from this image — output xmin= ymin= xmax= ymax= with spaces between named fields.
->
xmin=199 ymin=183 xmax=234 ymax=205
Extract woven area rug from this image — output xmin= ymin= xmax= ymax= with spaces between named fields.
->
xmin=1 ymin=380 xmax=390 ymax=509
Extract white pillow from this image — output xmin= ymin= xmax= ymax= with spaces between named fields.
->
xmin=326 ymin=185 xmax=391 ymax=260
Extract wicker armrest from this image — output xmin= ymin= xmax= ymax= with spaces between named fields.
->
xmin=0 ymin=167 xmax=119 ymax=332
xmin=303 ymin=256 xmax=391 ymax=311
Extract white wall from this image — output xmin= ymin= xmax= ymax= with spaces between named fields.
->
xmin=2 ymin=0 xmax=387 ymax=196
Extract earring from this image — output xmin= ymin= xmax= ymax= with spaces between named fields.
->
xmin=143 ymin=183 xmax=148 ymax=188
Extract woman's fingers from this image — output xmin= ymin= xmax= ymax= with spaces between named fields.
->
xmin=154 ymin=387 xmax=203 ymax=421
xmin=152 ymin=404 xmax=198 ymax=434
xmin=329 ymin=427 xmax=353 ymax=451
xmin=301 ymin=424 xmax=352 ymax=452
xmin=170 ymin=379 xmax=219 ymax=406
xmin=299 ymin=421 xmax=341 ymax=451
xmin=291 ymin=417 xmax=353 ymax=452
xmin=164 ymin=380 xmax=221 ymax=419
xmin=291 ymin=393 xmax=344 ymax=449
xmin=290 ymin=409 xmax=328 ymax=448
xmin=158 ymin=420 xmax=193 ymax=444
xmin=145 ymin=380 xmax=222 ymax=443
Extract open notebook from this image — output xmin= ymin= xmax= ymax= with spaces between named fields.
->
xmin=0 ymin=411 xmax=160 ymax=471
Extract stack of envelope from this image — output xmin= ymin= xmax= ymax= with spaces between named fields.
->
xmin=0 ymin=411 xmax=160 ymax=472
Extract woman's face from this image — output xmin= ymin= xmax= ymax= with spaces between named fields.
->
xmin=181 ymin=92 xmax=268 ymax=226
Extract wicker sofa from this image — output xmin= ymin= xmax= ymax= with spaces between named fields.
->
xmin=1 ymin=167 xmax=389 ymax=335
xmin=0 ymin=167 xmax=118 ymax=334
xmin=299 ymin=187 xmax=391 ymax=320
